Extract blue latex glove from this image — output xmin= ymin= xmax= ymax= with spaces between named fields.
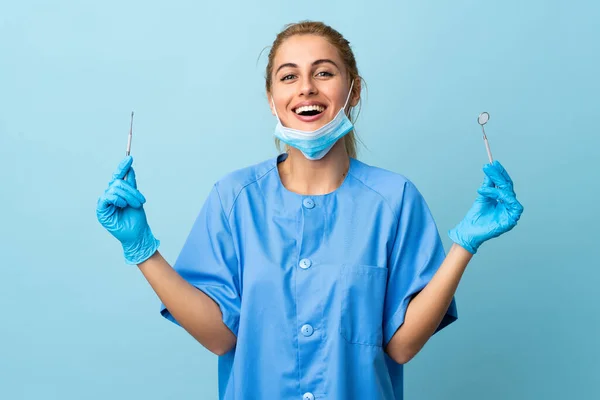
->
xmin=96 ymin=156 xmax=160 ymax=265
xmin=448 ymin=160 xmax=524 ymax=254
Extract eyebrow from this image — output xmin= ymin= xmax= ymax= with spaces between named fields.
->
xmin=275 ymin=59 xmax=340 ymax=75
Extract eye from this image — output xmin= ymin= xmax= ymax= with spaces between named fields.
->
xmin=316 ymin=71 xmax=334 ymax=78
xmin=281 ymin=74 xmax=296 ymax=81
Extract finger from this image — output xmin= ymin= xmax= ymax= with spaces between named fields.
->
xmin=477 ymin=187 xmax=501 ymax=201
xmin=111 ymin=156 xmax=133 ymax=182
xmin=100 ymin=192 xmax=128 ymax=209
xmin=97 ymin=194 xmax=116 ymax=213
xmin=477 ymin=186 xmax=515 ymax=203
xmin=481 ymin=174 xmax=493 ymax=188
xmin=477 ymin=188 xmax=524 ymax=220
xmin=109 ymin=186 xmax=142 ymax=208
xmin=125 ymin=166 xmax=137 ymax=189
xmin=496 ymin=193 xmax=524 ymax=225
xmin=504 ymin=195 xmax=524 ymax=222
xmin=483 ymin=164 xmax=513 ymax=191
xmin=112 ymin=178 xmax=146 ymax=205
xmin=491 ymin=160 xmax=514 ymax=187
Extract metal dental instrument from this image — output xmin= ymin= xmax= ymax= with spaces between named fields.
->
xmin=477 ymin=112 xmax=494 ymax=164
xmin=126 ymin=111 xmax=134 ymax=156
xmin=124 ymin=111 xmax=134 ymax=180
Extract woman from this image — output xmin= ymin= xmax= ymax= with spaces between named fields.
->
xmin=96 ymin=21 xmax=523 ymax=400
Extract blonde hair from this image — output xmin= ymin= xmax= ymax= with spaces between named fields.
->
xmin=265 ymin=21 xmax=363 ymax=158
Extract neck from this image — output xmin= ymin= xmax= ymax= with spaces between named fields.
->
xmin=278 ymin=140 xmax=350 ymax=196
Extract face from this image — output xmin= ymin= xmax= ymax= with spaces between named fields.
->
xmin=269 ymin=34 xmax=358 ymax=131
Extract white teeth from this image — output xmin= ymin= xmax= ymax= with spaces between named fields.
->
xmin=295 ymin=105 xmax=325 ymax=114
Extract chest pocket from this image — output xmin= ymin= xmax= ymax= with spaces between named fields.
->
xmin=339 ymin=264 xmax=388 ymax=347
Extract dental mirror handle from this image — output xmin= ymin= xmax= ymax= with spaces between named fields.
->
xmin=480 ymin=125 xmax=499 ymax=192
xmin=124 ymin=112 xmax=134 ymax=180
xmin=483 ymin=132 xmax=493 ymax=164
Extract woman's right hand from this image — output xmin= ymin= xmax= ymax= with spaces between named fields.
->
xmin=96 ymin=156 xmax=160 ymax=265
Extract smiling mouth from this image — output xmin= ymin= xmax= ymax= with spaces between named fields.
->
xmin=294 ymin=105 xmax=326 ymax=117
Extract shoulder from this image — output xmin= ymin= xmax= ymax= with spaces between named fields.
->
xmin=348 ymin=158 xmax=425 ymax=217
xmin=212 ymin=155 xmax=278 ymax=214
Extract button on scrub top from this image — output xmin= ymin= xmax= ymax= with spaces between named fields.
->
xmin=160 ymin=153 xmax=458 ymax=400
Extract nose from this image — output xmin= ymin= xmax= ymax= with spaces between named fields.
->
xmin=298 ymin=77 xmax=317 ymax=97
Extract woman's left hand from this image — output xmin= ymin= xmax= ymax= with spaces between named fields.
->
xmin=448 ymin=160 xmax=524 ymax=254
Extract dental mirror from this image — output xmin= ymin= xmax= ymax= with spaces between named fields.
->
xmin=478 ymin=112 xmax=490 ymax=126
xmin=477 ymin=112 xmax=494 ymax=164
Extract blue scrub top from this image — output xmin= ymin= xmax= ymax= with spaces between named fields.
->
xmin=160 ymin=153 xmax=457 ymax=400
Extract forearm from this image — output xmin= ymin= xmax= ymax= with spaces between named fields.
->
xmin=138 ymin=251 xmax=237 ymax=355
xmin=385 ymin=243 xmax=472 ymax=363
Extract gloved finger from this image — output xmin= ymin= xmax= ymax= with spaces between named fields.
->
xmin=109 ymin=186 xmax=143 ymax=209
xmin=99 ymin=192 xmax=128 ymax=209
xmin=477 ymin=188 xmax=524 ymax=220
xmin=97 ymin=194 xmax=114 ymax=213
xmin=111 ymin=156 xmax=134 ymax=183
xmin=481 ymin=174 xmax=493 ymax=188
xmin=483 ymin=163 xmax=513 ymax=192
xmin=491 ymin=160 xmax=514 ymax=187
xmin=505 ymin=196 xmax=524 ymax=222
xmin=125 ymin=166 xmax=138 ymax=189
xmin=111 ymin=177 xmax=146 ymax=205
xmin=477 ymin=186 xmax=508 ymax=200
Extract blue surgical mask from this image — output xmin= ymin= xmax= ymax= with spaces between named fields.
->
xmin=271 ymin=81 xmax=354 ymax=160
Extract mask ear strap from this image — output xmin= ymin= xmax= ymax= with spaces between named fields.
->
xmin=271 ymin=97 xmax=281 ymax=120
xmin=343 ymin=80 xmax=355 ymax=110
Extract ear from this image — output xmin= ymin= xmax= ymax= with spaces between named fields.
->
xmin=267 ymin=92 xmax=275 ymax=116
xmin=350 ymin=78 xmax=362 ymax=108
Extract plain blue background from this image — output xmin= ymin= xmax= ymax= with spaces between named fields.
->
xmin=1 ymin=1 xmax=598 ymax=399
